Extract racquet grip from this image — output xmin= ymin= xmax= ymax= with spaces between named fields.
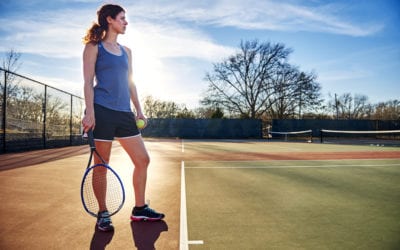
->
xmin=87 ymin=130 xmax=96 ymax=149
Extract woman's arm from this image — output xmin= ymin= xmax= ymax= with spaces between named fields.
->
xmin=82 ymin=43 xmax=98 ymax=132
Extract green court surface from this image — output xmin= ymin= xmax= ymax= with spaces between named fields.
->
xmin=182 ymin=142 xmax=400 ymax=249
xmin=1 ymin=139 xmax=399 ymax=249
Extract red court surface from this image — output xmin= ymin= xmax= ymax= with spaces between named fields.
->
xmin=0 ymin=140 xmax=182 ymax=250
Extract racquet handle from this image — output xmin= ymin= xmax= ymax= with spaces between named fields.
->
xmin=87 ymin=130 xmax=96 ymax=149
xmin=83 ymin=130 xmax=96 ymax=149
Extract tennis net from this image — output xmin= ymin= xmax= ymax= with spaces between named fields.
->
xmin=320 ymin=129 xmax=400 ymax=146
xmin=268 ymin=129 xmax=313 ymax=142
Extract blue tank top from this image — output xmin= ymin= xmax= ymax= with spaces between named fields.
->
xmin=94 ymin=42 xmax=131 ymax=112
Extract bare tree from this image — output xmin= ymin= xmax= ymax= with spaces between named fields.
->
xmin=1 ymin=49 xmax=22 ymax=91
xmin=268 ymin=63 xmax=299 ymax=119
xmin=267 ymin=65 xmax=322 ymax=119
xmin=202 ymin=40 xmax=292 ymax=118
xmin=294 ymin=71 xmax=322 ymax=118
xmin=1 ymin=49 xmax=23 ymax=132
xmin=2 ymin=49 xmax=22 ymax=72
xmin=373 ymin=100 xmax=400 ymax=120
xmin=143 ymin=95 xmax=194 ymax=118
xmin=328 ymin=93 xmax=370 ymax=119
xmin=202 ymin=40 xmax=322 ymax=119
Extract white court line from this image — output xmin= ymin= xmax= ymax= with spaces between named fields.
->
xmin=185 ymin=163 xmax=400 ymax=169
xmin=180 ymin=161 xmax=204 ymax=250
xmin=188 ymin=240 xmax=204 ymax=244
xmin=180 ymin=161 xmax=188 ymax=250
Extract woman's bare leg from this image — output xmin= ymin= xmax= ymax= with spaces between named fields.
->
xmin=92 ymin=140 xmax=112 ymax=212
xmin=118 ymin=135 xmax=150 ymax=207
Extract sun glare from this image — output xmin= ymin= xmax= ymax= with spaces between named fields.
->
xmin=121 ymin=32 xmax=176 ymax=104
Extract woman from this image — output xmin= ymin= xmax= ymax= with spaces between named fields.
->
xmin=82 ymin=4 xmax=164 ymax=232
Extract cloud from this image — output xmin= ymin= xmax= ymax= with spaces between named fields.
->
xmin=0 ymin=0 xmax=383 ymax=60
xmin=0 ymin=1 xmax=235 ymax=61
xmin=0 ymin=8 xmax=91 ymax=58
xmin=319 ymin=67 xmax=372 ymax=83
xmin=126 ymin=0 xmax=383 ymax=37
xmin=122 ymin=20 xmax=235 ymax=60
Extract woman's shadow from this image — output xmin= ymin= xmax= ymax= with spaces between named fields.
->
xmin=131 ymin=220 xmax=169 ymax=250
xmin=89 ymin=220 xmax=168 ymax=250
xmin=89 ymin=226 xmax=115 ymax=250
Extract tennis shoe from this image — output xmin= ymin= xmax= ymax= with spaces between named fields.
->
xmin=131 ymin=205 xmax=165 ymax=221
xmin=97 ymin=210 xmax=114 ymax=232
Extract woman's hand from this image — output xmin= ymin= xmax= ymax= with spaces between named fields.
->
xmin=136 ymin=112 xmax=148 ymax=129
xmin=82 ymin=109 xmax=95 ymax=132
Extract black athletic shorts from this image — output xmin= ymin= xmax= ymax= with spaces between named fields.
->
xmin=93 ymin=104 xmax=140 ymax=141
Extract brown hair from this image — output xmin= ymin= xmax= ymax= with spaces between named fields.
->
xmin=83 ymin=4 xmax=125 ymax=44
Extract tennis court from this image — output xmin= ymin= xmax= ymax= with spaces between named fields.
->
xmin=181 ymin=140 xmax=400 ymax=249
xmin=0 ymin=139 xmax=399 ymax=249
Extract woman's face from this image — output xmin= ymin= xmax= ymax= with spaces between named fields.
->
xmin=109 ymin=11 xmax=128 ymax=34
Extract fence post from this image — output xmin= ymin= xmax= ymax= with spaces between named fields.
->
xmin=70 ymin=95 xmax=73 ymax=145
xmin=42 ymin=85 xmax=47 ymax=149
xmin=2 ymin=69 xmax=6 ymax=152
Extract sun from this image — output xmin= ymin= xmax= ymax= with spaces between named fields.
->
xmin=120 ymin=32 xmax=173 ymax=103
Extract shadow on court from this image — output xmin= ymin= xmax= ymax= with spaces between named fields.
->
xmin=89 ymin=221 xmax=168 ymax=250
xmin=131 ymin=220 xmax=169 ymax=250
xmin=89 ymin=226 xmax=115 ymax=250
xmin=0 ymin=145 xmax=89 ymax=171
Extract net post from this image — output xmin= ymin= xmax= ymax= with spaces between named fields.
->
xmin=320 ymin=129 xmax=323 ymax=143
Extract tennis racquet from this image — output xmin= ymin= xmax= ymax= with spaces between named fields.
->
xmin=81 ymin=130 xmax=125 ymax=218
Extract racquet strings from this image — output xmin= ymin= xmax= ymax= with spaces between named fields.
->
xmin=82 ymin=164 xmax=124 ymax=217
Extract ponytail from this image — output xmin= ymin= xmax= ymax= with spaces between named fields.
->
xmin=83 ymin=23 xmax=105 ymax=44
xmin=82 ymin=4 xmax=125 ymax=44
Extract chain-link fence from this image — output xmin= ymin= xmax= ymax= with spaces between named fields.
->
xmin=0 ymin=67 xmax=84 ymax=153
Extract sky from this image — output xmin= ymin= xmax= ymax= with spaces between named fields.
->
xmin=0 ymin=0 xmax=399 ymax=109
